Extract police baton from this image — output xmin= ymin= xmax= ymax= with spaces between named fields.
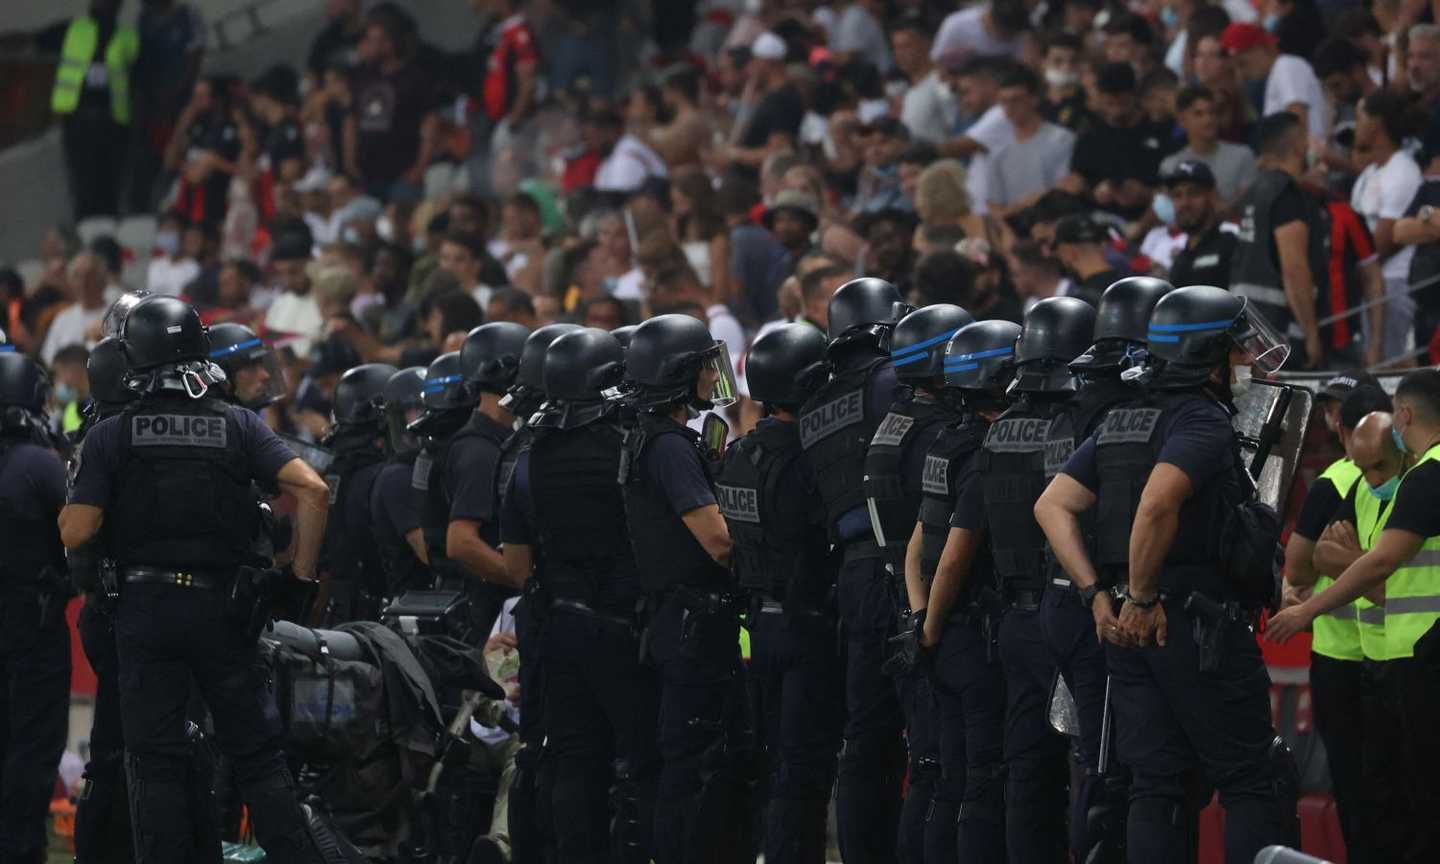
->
xmin=1244 ymin=384 xmax=1292 ymax=482
xmin=1097 ymin=674 xmax=1113 ymax=776
xmin=1252 ymin=846 xmax=1331 ymax=864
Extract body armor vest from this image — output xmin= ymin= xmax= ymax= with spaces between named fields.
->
xmin=530 ymin=420 xmax=640 ymax=611
xmin=109 ymin=397 xmax=255 ymax=569
xmin=496 ymin=425 xmax=533 ymax=514
xmin=620 ymin=413 xmax=729 ymax=594
xmin=917 ymin=417 xmax=989 ymax=585
xmin=375 ymin=455 xmax=428 ymax=597
xmin=414 ymin=412 xmax=509 ymax=567
xmin=1043 ymin=378 xmax=1135 ymax=585
xmin=863 ymin=396 xmax=947 ymax=567
xmin=0 ymin=442 xmax=66 ymax=577
xmin=1232 ymin=168 xmax=1329 ymax=337
xmin=321 ymin=440 xmax=387 ymax=604
xmin=799 ymin=354 xmax=889 ymax=537
xmin=979 ymin=398 xmax=1064 ymax=593
xmin=716 ymin=419 xmax=828 ymax=603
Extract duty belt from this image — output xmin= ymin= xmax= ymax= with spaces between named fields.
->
xmin=1006 ymin=586 xmax=1042 ymax=611
xmin=671 ymin=586 xmax=739 ymax=615
xmin=1051 ymin=577 xmax=1076 ymax=593
xmin=550 ymin=597 xmax=636 ymax=630
xmin=842 ymin=538 xmax=884 ymax=565
xmin=122 ymin=566 xmax=228 ymax=591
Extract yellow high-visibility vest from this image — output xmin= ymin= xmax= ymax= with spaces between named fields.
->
xmin=1311 ymin=458 xmax=1364 ymax=661
xmin=1353 ymin=480 xmax=1394 ymax=661
xmin=1381 ymin=442 xmax=1440 ymax=659
xmin=51 ymin=16 xmax=139 ymax=126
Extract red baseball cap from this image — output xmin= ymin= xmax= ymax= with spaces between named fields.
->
xmin=1220 ymin=23 xmax=1277 ymax=54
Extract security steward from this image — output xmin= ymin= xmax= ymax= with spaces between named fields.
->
xmin=0 ymin=353 xmax=71 ymax=864
xmin=1268 ymin=367 xmax=1440 ymax=860
xmin=1041 ymin=276 xmax=1172 ymax=863
xmin=870 ymin=303 xmax=973 ymax=864
xmin=1280 ymin=383 xmax=1389 ymax=861
xmin=372 ymin=367 xmax=429 ymax=600
xmin=207 ymin=322 xmax=286 ymax=411
xmin=618 ymin=313 xmax=740 ymax=864
xmin=1037 ymin=285 xmax=1296 ymax=861
xmin=716 ymin=323 xmax=837 ymax=864
xmin=59 ymin=295 xmax=333 ymax=863
xmin=796 ymin=276 xmax=906 ymax=863
xmin=317 ymin=363 xmax=397 ymax=623
xmin=914 ymin=319 xmax=1021 ymax=864
xmin=501 ymin=327 xmax=660 ymax=864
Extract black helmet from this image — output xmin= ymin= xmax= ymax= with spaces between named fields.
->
xmin=891 ymin=304 xmax=974 ymax=383
xmin=1147 ymin=285 xmax=1290 ymax=388
xmin=504 ymin=323 xmax=581 ymax=417
xmin=122 ymin=295 xmax=208 ymax=371
xmin=460 ymin=322 xmax=530 ymax=396
xmin=827 ymin=277 xmax=906 ymax=348
xmin=383 ymin=366 xmax=426 ymax=454
xmin=333 ymin=363 xmax=398 ymax=426
xmin=101 ymin=289 xmax=152 ymax=339
xmin=626 ymin=314 xmax=738 ymax=410
xmin=1071 ymin=277 xmax=1174 ymax=372
xmin=1011 ymin=297 xmax=1097 ymax=393
xmin=745 ymin=323 xmax=829 ymax=409
xmin=87 ymin=337 xmax=135 ymax=410
xmin=611 ymin=324 xmax=638 ymax=350
xmin=943 ymin=320 xmax=1021 ymax=393
xmin=0 ymin=353 xmax=47 ymax=413
xmin=208 ymin=322 xmax=286 ymax=408
xmin=544 ymin=328 xmax=626 ymax=428
xmin=419 ymin=351 xmax=468 ymax=412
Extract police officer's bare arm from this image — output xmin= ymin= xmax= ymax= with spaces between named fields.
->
xmin=277 ymin=457 xmax=330 ymax=583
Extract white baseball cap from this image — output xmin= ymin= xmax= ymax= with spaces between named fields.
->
xmin=752 ymin=31 xmax=787 ymax=61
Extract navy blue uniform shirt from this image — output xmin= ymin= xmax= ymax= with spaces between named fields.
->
xmin=1061 ymin=397 xmax=1234 ymax=494
xmin=373 ymin=460 xmax=421 ymax=544
xmin=445 ymin=415 xmax=510 ymax=533
xmin=500 ymin=449 xmax=534 ymax=547
xmin=642 ymin=432 xmax=717 ymax=516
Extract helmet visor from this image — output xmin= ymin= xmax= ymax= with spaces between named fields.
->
xmin=102 ymin=291 xmax=150 ymax=339
xmin=698 ymin=342 xmax=739 ymax=409
xmin=226 ymin=350 xmax=288 ymax=409
xmin=1231 ymin=302 xmax=1290 ymax=375
xmin=386 ymin=405 xmax=423 ymax=454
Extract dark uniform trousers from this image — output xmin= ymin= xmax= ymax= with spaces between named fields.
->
xmin=836 ymin=553 xmax=906 ymax=864
xmin=1307 ymin=654 xmax=1366 ymax=860
xmin=114 ymin=583 xmax=313 ymax=864
xmin=748 ymin=606 xmax=842 ymax=864
xmin=1392 ymin=651 xmax=1440 ymax=862
xmin=542 ymin=604 xmax=660 ymax=864
xmin=1106 ymin=601 xmax=1285 ymax=863
xmin=75 ymin=600 xmax=132 ymax=862
xmin=1355 ymin=660 xmax=1419 ymax=863
xmin=931 ymin=615 xmax=1005 ymax=864
xmin=0 ymin=585 xmax=70 ymax=863
xmin=647 ymin=592 xmax=747 ymax=864
xmin=508 ymin=592 xmax=549 ymax=864
xmin=895 ymin=673 xmax=940 ymax=864
xmin=1039 ymin=585 xmax=1117 ymax=860
xmin=998 ymin=606 xmax=1069 ymax=863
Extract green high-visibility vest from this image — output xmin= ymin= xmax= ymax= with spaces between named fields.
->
xmin=51 ymin=16 xmax=139 ymax=126
xmin=1312 ymin=458 xmax=1364 ymax=661
xmin=1380 ymin=443 xmax=1440 ymax=658
xmin=1353 ymin=479 xmax=1394 ymax=661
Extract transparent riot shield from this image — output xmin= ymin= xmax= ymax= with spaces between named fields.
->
xmin=1231 ymin=380 xmax=1313 ymax=514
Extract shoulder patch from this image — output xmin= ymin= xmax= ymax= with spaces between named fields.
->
xmin=870 ymin=411 xmax=916 ymax=448
xmin=921 ymin=454 xmax=950 ymax=495
xmin=1096 ymin=408 xmax=1163 ymax=446
xmin=983 ymin=417 xmax=1052 ymax=453
xmin=412 ymin=453 xmax=433 ymax=491
xmin=131 ymin=414 xmax=227 ymax=448
xmin=800 ymin=390 xmax=864 ymax=449
xmin=715 ymin=483 xmax=761 ymax=523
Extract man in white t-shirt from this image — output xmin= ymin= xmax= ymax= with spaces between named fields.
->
xmin=892 ymin=13 xmax=958 ymax=146
xmin=41 ymin=252 xmax=109 ymax=366
xmin=1223 ymin=23 xmax=1330 ymax=142
xmin=439 ymin=229 xmax=501 ymax=311
xmin=939 ymin=58 xmax=1014 ymax=215
xmin=589 ymin=108 xmax=668 ymax=195
xmin=264 ymin=232 xmax=324 ymax=360
xmin=931 ymin=0 xmax=1027 ymax=67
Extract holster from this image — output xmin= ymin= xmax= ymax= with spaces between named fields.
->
xmin=1183 ymin=591 xmax=1239 ymax=673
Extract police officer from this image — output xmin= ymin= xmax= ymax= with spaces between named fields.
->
xmin=500 ymin=327 xmax=660 ymax=864
xmin=60 ymin=295 xmax=333 ymax=862
xmin=618 ymin=314 xmax=741 ymax=863
xmin=372 ymin=367 xmax=429 ymax=600
xmin=0 ymin=352 xmax=71 ymax=864
xmin=207 ymin=322 xmax=286 ymax=410
xmin=914 ymin=319 xmax=1020 ymax=864
xmin=715 ymin=323 xmax=836 ymax=863
xmin=411 ymin=321 xmax=530 ymax=638
xmin=797 ymin=277 xmax=906 ymax=863
xmin=1041 ymin=277 xmax=1172 ymax=863
xmin=1037 ymin=285 xmax=1296 ymax=861
xmin=318 ymin=363 xmax=397 ymax=623
xmin=869 ymin=303 xmax=973 ymax=864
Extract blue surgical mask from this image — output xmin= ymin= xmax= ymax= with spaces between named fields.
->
xmin=1369 ymin=474 xmax=1400 ymax=501
xmin=55 ymin=383 xmax=78 ymax=404
xmin=1152 ymin=193 xmax=1176 ymax=225
xmin=1160 ymin=6 xmax=1179 ymax=30
xmin=1263 ymin=12 xmax=1281 ymax=31
xmin=1393 ymin=424 xmax=1410 ymax=455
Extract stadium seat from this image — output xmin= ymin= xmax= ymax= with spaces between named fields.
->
xmin=77 ymin=215 xmax=118 ymax=245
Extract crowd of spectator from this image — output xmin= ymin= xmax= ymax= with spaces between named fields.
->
xmin=9 ymin=0 xmax=1440 ymax=442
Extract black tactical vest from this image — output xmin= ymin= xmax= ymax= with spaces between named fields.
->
xmin=109 ymin=397 xmax=255 ymax=569
xmin=375 ymin=456 xmax=428 ymax=597
xmin=496 ymin=424 xmax=533 ymax=519
xmin=799 ymin=354 xmax=890 ymax=537
xmin=413 ymin=412 xmax=510 ymax=565
xmin=1093 ymin=390 xmax=1234 ymax=587
xmin=530 ymin=420 xmax=640 ymax=610
xmin=321 ymin=440 xmax=387 ymax=598
xmin=863 ymin=396 xmax=947 ymax=566
xmin=1231 ymin=168 xmax=1329 ymax=336
xmin=917 ymin=416 xmax=989 ymax=584
xmin=716 ymin=419 xmax=828 ymax=603
xmin=620 ymin=413 xmax=730 ymax=594
xmin=979 ymin=398 xmax=1064 ymax=593
xmin=0 ymin=441 xmax=66 ymax=578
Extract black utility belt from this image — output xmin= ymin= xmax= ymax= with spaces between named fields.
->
xmin=668 ymin=586 xmax=741 ymax=615
xmin=841 ymin=538 xmax=883 ymax=564
xmin=122 ymin=566 xmax=230 ymax=590
xmin=549 ymin=596 xmax=638 ymax=630
xmin=1003 ymin=585 xmax=1044 ymax=611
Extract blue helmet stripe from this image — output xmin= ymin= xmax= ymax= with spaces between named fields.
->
xmin=891 ymin=353 xmax=929 ymax=367
xmin=943 ymin=361 xmax=979 ymax=372
xmin=891 ymin=327 xmax=963 ymax=359
xmin=209 ymin=337 xmax=263 ymax=358
xmin=1146 ymin=333 xmax=1182 ymax=342
xmin=1148 ymin=319 xmax=1234 ymax=333
xmin=947 ymin=346 xmax=1013 ymax=363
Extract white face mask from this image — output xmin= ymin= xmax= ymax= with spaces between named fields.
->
xmin=376 ymin=215 xmax=395 ymax=243
xmin=1232 ymin=364 xmax=1253 ymax=396
xmin=1045 ymin=66 xmax=1079 ymax=88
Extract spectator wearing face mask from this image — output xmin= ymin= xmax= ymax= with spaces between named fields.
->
xmin=1041 ymin=32 xmax=1089 ymax=133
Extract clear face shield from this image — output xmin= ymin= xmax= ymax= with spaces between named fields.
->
xmin=102 ymin=291 xmax=151 ymax=339
xmin=695 ymin=342 xmax=739 ymax=409
xmin=1229 ymin=301 xmax=1291 ymax=375
xmin=229 ymin=351 xmax=288 ymax=409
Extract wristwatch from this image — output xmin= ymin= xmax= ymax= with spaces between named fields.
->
xmin=1078 ymin=584 xmax=1101 ymax=608
xmin=1421 ymin=205 xmax=1437 ymax=223
xmin=1125 ymin=590 xmax=1160 ymax=609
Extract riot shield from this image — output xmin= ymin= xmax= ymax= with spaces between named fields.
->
xmin=1232 ymin=380 xmax=1312 ymax=514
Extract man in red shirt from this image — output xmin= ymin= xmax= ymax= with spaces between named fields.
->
xmin=481 ymin=0 xmax=539 ymax=132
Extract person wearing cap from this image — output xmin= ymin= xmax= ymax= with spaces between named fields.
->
xmin=726 ymin=31 xmax=803 ymax=175
xmin=1051 ymin=214 xmax=1122 ymax=308
xmin=1159 ymin=85 xmax=1259 ymax=209
xmin=1062 ymin=62 xmax=1172 ymax=221
xmin=1221 ymin=22 xmax=1329 ymax=141
xmin=1164 ymin=159 xmax=1238 ymax=290
xmin=985 ymin=64 xmax=1075 ymax=217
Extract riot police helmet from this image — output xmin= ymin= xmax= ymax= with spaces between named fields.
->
xmin=207 ymin=322 xmax=286 ymax=408
xmin=87 ymin=337 xmax=136 ymax=410
xmin=1146 ymin=285 xmax=1290 ymax=389
xmin=333 ymin=363 xmax=398 ymax=427
xmin=1011 ymin=296 xmax=1097 ymax=394
xmin=459 ymin=321 xmax=530 ymax=396
xmin=827 ymin=277 xmax=907 ymax=351
xmin=745 ymin=323 xmax=829 ymax=411
xmin=417 ymin=351 xmax=469 ymax=414
xmin=101 ymin=289 xmax=152 ymax=339
xmin=611 ymin=324 xmax=638 ymax=351
xmin=122 ymin=295 xmax=208 ymax=370
xmin=1071 ymin=277 xmax=1174 ymax=372
xmin=0 ymin=352 xmax=47 ymax=414
xmin=942 ymin=319 xmax=1021 ymax=395
xmin=544 ymin=328 xmax=626 ymax=429
xmin=891 ymin=304 xmax=974 ymax=384
xmin=625 ymin=314 xmax=738 ymax=411
xmin=503 ymin=323 xmax=580 ymax=417
xmin=383 ymin=366 xmax=426 ymax=455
